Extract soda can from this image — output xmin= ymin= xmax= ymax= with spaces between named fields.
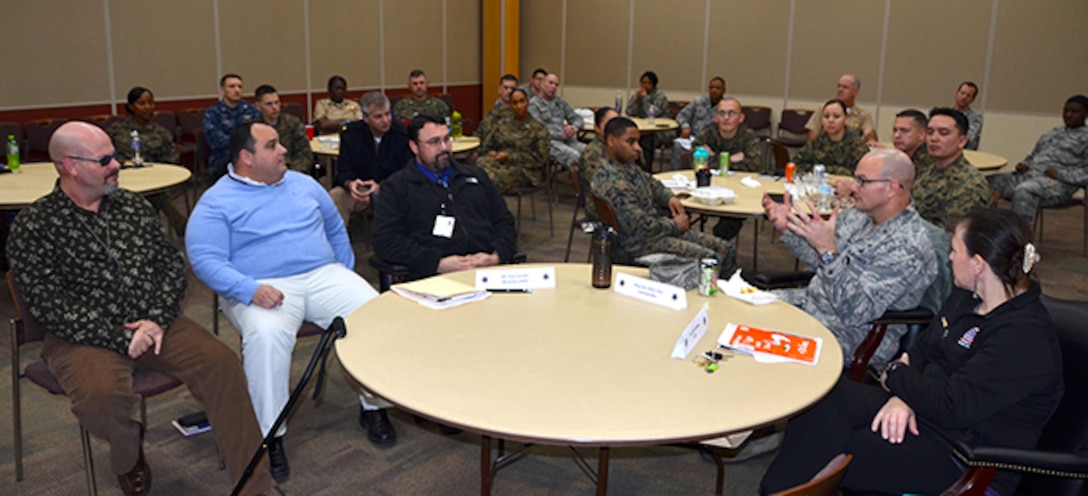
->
xmin=698 ymin=258 xmax=719 ymax=296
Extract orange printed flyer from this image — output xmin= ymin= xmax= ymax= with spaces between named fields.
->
xmin=717 ymin=323 xmax=822 ymax=366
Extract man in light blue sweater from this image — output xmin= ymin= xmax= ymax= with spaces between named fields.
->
xmin=187 ymin=122 xmax=381 ymax=482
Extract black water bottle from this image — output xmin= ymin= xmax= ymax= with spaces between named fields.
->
xmin=591 ymin=224 xmax=613 ymax=289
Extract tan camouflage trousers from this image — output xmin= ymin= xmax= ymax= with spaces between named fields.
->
xmin=477 ymin=157 xmax=539 ymax=193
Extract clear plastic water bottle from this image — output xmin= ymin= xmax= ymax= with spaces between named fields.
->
xmin=6 ymin=135 xmax=20 ymax=172
xmin=130 ymin=130 xmax=144 ymax=167
xmin=647 ymin=104 xmax=656 ymax=126
xmin=813 ymin=164 xmax=832 ymax=212
xmin=614 ymin=92 xmax=622 ymax=113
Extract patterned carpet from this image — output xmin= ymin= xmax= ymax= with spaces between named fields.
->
xmin=1 ymin=176 xmax=1084 ymax=495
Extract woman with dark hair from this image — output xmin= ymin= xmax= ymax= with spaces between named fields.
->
xmin=107 ymin=86 xmax=179 ymax=164
xmin=761 ymin=208 xmax=1063 ymax=496
xmin=793 ymin=98 xmax=869 ymax=175
xmin=626 ymin=70 xmax=674 ymax=167
xmin=476 ymin=88 xmax=550 ymax=193
xmin=312 ymin=75 xmax=361 ymax=134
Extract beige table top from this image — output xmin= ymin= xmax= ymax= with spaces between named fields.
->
xmin=583 ymin=117 xmax=679 ymax=134
xmin=337 ymin=264 xmax=842 ymax=447
xmin=310 ymin=135 xmax=480 ymax=157
xmin=0 ymin=162 xmax=191 ymax=210
xmin=653 ymin=170 xmax=787 ymax=218
xmin=874 ymin=143 xmax=1007 ymax=171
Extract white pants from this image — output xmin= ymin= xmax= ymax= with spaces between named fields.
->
xmin=222 ymin=263 xmax=381 ymax=437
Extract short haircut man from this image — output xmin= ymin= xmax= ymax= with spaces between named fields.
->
xmin=478 ymin=74 xmax=520 ymax=139
xmin=522 ymin=67 xmax=548 ymax=97
xmin=692 ymin=97 xmax=765 ymax=240
xmin=762 ymin=149 xmax=938 ymax=364
xmin=989 ymin=94 xmax=1088 ymax=224
xmin=330 ymin=90 xmax=413 ymax=228
xmin=590 ymin=117 xmax=737 ymax=267
xmin=495 ymin=73 xmax=519 ymax=109
xmin=528 ymin=73 xmax=586 ymax=167
xmin=8 ymin=121 xmax=281 ymax=496
xmin=203 ymin=73 xmax=261 ymax=178
xmin=806 ymin=73 xmax=877 ymax=142
xmin=892 ymin=109 xmax=929 ymax=165
xmin=254 ymin=84 xmax=314 ymax=173
xmin=953 ymin=81 xmax=983 ymax=150
xmin=392 ymin=69 xmax=451 ymax=120
xmin=187 ymin=122 xmax=384 ymax=469
xmin=371 ymin=113 xmax=518 ymax=280
xmin=911 ymin=107 xmax=991 ymax=227
xmin=672 ymin=76 xmax=728 ymax=168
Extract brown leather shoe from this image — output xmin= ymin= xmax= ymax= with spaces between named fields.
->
xmin=117 ymin=446 xmax=152 ymax=495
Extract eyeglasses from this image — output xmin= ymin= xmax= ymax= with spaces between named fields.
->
xmin=853 ymin=176 xmax=893 ymax=187
xmin=715 ymin=110 xmax=741 ymax=118
xmin=67 ymin=152 xmax=119 ymax=167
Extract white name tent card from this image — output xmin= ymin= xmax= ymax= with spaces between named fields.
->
xmin=671 ymin=305 xmax=709 ymax=359
xmin=613 ymin=272 xmax=687 ymax=310
xmin=475 ymin=267 xmax=557 ymax=290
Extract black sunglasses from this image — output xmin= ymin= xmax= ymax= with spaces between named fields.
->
xmin=67 ymin=152 xmax=119 ymax=167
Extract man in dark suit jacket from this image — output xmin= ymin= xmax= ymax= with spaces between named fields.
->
xmin=330 ymin=91 xmax=413 ymax=228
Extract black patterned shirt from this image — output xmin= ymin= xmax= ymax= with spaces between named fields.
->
xmin=9 ymin=186 xmax=187 ymax=355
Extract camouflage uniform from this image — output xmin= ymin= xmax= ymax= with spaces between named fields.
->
xmin=773 ymin=205 xmax=937 ymax=366
xmin=476 ymin=106 xmax=511 ymax=144
xmin=913 ymin=153 xmax=991 ymax=228
xmin=693 ymin=123 xmax=765 ymax=173
xmin=529 ymin=94 xmax=586 ymax=167
xmin=107 ymin=118 xmax=179 ymax=164
xmin=675 ymin=95 xmax=717 ymax=137
xmin=393 ymin=95 xmax=450 ymax=121
xmin=963 ymin=107 xmax=983 ymax=150
xmin=693 ymin=123 xmax=767 ymax=240
xmin=806 ymin=105 xmax=875 ymax=139
xmin=793 ymin=131 xmax=870 ymax=176
xmin=590 ymin=160 xmax=737 ymax=272
xmin=988 ymin=125 xmax=1088 ymax=224
xmin=268 ymin=113 xmax=315 ymax=173
xmin=910 ymin=145 xmax=932 ymax=173
xmin=203 ymin=100 xmax=261 ymax=177
xmin=475 ymin=116 xmax=551 ymax=193
xmin=577 ymin=137 xmax=607 ymax=219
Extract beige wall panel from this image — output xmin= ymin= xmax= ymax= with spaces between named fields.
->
xmin=881 ymin=0 xmax=989 ymax=107
xmin=789 ymin=0 xmax=884 ymax=102
xmin=630 ymin=0 xmax=705 ymax=94
xmin=110 ymin=0 xmax=218 ymax=99
xmin=447 ymin=0 xmax=482 ymax=83
xmin=218 ymin=0 xmax=307 ymax=93
xmin=565 ymin=0 xmax=629 ymax=88
xmin=0 ymin=2 xmax=110 ymax=107
xmin=987 ymin=1 xmax=1088 ymax=113
xmin=383 ymin=0 xmax=444 ymax=86
xmin=519 ymin=0 xmax=563 ymax=84
xmin=309 ymin=0 xmax=382 ymax=90
xmin=707 ymin=0 xmax=792 ymax=97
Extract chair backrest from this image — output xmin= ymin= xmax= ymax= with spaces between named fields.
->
xmin=440 ymin=94 xmax=454 ymax=112
xmin=768 ymin=453 xmax=852 ymax=496
xmin=24 ymin=118 xmax=66 ymax=155
xmin=177 ymin=108 xmax=203 ymax=142
xmin=153 ymin=110 xmax=177 ymax=135
xmin=770 ymin=141 xmax=791 ymax=175
xmin=283 ymin=103 xmax=304 ymax=122
xmin=6 ymin=272 xmax=47 ymax=345
xmin=194 ymin=128 xmax=211 ymax=173
xmin=742 ymin=106 xmax=773 ymax=136
xmin=0 ymin=121 xmax=23 ymax=140
xmin=667 ymin=101 xmax=688 ymax=119
xmin=1017 ymin=296 xmax=1088 ymax=495
xmin=778 ymin=109 xmax=813 ymax=136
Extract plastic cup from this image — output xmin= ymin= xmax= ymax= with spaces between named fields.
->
xmin=305 ymin=125 xmax=315 ymax=140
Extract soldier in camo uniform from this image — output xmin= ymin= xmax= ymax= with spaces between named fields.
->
xmin=392 ymin=69 xmax=451 ymax=121
xmin=794 ymin=99 xmax=870 ymax=176
xmin=476 ymin=89 xmax=551 ymax=193
xmin=255 ymin=85 xmax=314 ymax=173
xmin=763 ymin=149 xmax=937 ymax=366
xmin=912 ymin=108 xmax=991 ymax=228
xmin=889 ymin=109 xmax=930 ymax=171
xmin=672 ymin=77 xmax=727 ymax=169
xmin=590 ymin=117 xmax=736 ymax=269
xmin=577 ymin=107 xmax=620 ymax=220
xmin=107 ymin=87 xmax=180 ymax=164
xmin=626 ymin=71 xmax=674 ymax=168
xmin=529 ymin=73 xmax=585 ymax=167
xmin=989 ymin=95 xmax=1088 ymax=224
xmin=477 ymin=74 xmax=518 ymax=142
xmin=694 ymin=97 xmax=767 ymax=240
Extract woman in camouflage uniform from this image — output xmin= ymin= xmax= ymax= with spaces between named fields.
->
xmin=107 ymin=86 xmax=179 ymax=164
xmin=476 ymin=88 xmax=551 ymax=193
xmin=793 ymin=99 xmax=869 ymax=176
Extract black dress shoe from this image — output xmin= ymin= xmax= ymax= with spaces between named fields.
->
xmin=268 ymin=436 xmax=290 ymax=483
xmin=359 ymin=406 xmax=397 ymax=446
xmin=118 ymin=445 xmax=152 ymax=496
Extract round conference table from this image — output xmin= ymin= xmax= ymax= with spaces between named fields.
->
xmin=309 ymin=135 xmax=481 ymax=156
xmin=582 ymin=117 xmax=679 ymax=134
xmin=337 ymin=263 xmax=842 ymax=495
xmin=0 ymin=162 xmax=192 ymax=210
xmin=874 ymin=143 xmax=1007 ymax=171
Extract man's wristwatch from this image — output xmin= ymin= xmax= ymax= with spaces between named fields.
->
xmin=820 ymin=251 xmax=837 ymax=265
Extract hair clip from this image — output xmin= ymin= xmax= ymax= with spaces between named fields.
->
xmin=1023 ymin=242 xmax=1040 ymax=273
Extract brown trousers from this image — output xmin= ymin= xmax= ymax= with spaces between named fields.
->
xmin=42 ymin=316 xmax=276 ymax=496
